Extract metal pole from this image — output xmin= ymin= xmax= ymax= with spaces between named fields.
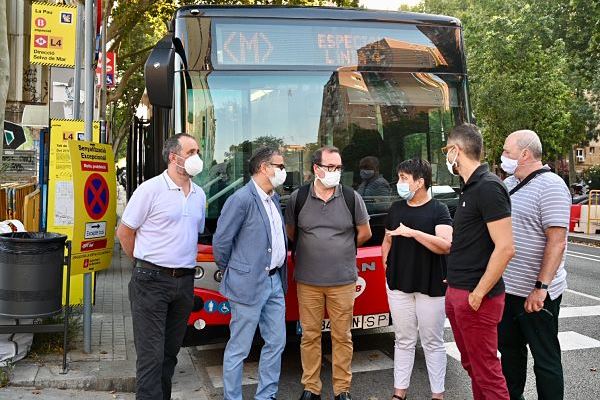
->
xmin=83 ymin=0 xmax=95 ymax=354
xmin=73 ymin=4 xmax=83 ymax=120
xmin=99 ymin=5 xmax=107 ymax=144
xmin=60 ymin=241 xmax=72 ymax=374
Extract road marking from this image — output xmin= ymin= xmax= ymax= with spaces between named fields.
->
xmin=557 ymin=331 xmax=600 ymax=351
xmin=565 ymin=289 xmax=600 ymax=302
xmin=204 ymin=331 xmax=600 ymax=387
xmin=567 ymin=250 xmax=600 ymax=261
xmin=441 ymin=304 xmax=600 ymax=329
xmin=445 ymin=331 xmax=600 ymax=362
xmin=559 ymin=305 xmax=600 ymax=318
xmin=566 ymin=253 xmax=600 ymax=262
xmin=325 ymin=350 xmax=394 ymax=373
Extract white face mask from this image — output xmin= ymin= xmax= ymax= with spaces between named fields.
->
xmin=500 ymin=155 xmax=519 ymax=175
xmin=396 ymin=182 xmax=415 ymax=201
xmin=176 ymin=154 xmax=203 ymax=177
xmin=446 ymin=151 xmax=459 ymax=176
xmin=269 ymin=167 xmax=287 ymax=188
xmin=501 ymin=138 xmax=536 ymax=175
xmin=317 ymin=168 xmax=341 ymax=188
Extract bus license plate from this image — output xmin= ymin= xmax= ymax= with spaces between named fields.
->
xmin=321 ymin=313 xmax=390 ymax=332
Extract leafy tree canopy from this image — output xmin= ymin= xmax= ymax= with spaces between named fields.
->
xmin=416 ymin=0 xmax=600 ymax=167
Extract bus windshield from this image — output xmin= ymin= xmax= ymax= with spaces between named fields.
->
xmin=165 ymin=12 xmax=470 ymax=243
xmin=179 ymin=70 xmax=466 ymax=241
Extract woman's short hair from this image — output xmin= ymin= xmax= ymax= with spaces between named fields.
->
xmin=396 ymin=158 xmax=432 ymax=189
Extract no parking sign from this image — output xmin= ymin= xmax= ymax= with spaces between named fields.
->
xmin=68 ymin=141 xmax=116 ymax=275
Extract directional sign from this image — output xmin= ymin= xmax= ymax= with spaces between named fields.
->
xmin=3 ymin=121 xmax=26 ymax=150
xmin=85 ymin=221 xmax=106 ymax=239
xmin=68 ymin=140 xmax=116 ymax=275
xmin=84 ymin=173 xmax=109 ymax=220
xmin=30 ymin=2 xmax=77 ymax=67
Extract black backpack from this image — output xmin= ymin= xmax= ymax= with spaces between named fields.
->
xmin=291 ymin=183 xmax=357 ymax=259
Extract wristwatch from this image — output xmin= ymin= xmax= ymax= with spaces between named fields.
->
xmin=535 ymin=280 xmax=549 ymax=290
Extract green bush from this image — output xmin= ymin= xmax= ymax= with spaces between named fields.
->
xmin=583 ymin=165 xmax=600 ymax=191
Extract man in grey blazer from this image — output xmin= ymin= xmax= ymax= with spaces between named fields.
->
xmin=213 ymin=147 xmax=288 ymax=400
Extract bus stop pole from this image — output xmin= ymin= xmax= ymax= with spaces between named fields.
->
xmin=83 ymin=0 xmax=95 ymax=354
xmin=73 ymin=4 xmax=83 ymax=120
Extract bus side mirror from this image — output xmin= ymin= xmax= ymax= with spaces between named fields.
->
xmin=145 ymin=35 xmax=175 ymax=109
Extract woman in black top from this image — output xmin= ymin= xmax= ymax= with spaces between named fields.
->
xmin=381 ymin=159 xmax=453 ymax=400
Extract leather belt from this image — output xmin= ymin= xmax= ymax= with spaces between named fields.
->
xmin=135 ymin=259 xmax=195 ymax=278
xmin=268 ymin=267 xmax=281 ymax=276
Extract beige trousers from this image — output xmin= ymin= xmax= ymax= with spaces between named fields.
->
xmin=297 ymin=282 xmax=356 ymax=396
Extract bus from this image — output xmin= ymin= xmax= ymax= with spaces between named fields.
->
xmin=134 ymin=5 xmax=470 ymax=343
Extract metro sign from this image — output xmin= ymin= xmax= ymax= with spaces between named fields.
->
xmin=35 ymin=17 xmax=47 ymax=28
xmin=34 ymin=35 xmax=48 ymax=48
xmin=96 ymin=52 xmax=115 ymax=74
xmin=96 ymin=52 xmax=116 ymax=87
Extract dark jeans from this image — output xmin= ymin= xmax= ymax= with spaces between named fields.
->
xmin=498 ymin=293 xmax=563 ymax=400
xmin=129 ymin=266 xmax=194 ymax=400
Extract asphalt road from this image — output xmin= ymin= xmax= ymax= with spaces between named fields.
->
xmin=5 ymin=244 xmax=597 ymax=400
xmin=188 ymin=243 xmax=600 ymax=400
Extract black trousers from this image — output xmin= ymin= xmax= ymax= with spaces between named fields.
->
xmin=129 ymin=266 xmax=194 ymax=400
xmin=498 ymin=293 xmax=563 ymax=400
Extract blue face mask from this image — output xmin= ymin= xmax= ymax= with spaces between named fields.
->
xmin=396 ymin=182 xmax=415 ymax=201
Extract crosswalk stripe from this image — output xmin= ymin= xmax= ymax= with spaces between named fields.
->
xmin=445 ymin=331 xmax=600 ymax=362
xmin=565 ymin=289 xmax=600 ymax=302
xmin=567 ymin=253 xmax=600 ymax=262
xmin=204 ymin=331 xmax=600 ymax=388
xmin=566 ymin=250 xmax=600 ymax=261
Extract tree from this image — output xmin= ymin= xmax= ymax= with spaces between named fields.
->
xmin=0 ymin=0 xmax=9 ymax=170
xmin=416 ymin=0 xmax=600 ymax=179
xmin=102 ymin=0 xmax=358 ymax=158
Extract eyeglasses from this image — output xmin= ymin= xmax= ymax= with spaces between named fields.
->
xmin=317 ymin=164 xmax=344 ymax=172
xmin=441 ymin=144 xmax=457 ymax=156
xmin=270 ymin=163 xmax=285 ymax=170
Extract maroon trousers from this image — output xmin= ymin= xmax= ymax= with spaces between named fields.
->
xmin=445 ymin=287 xmax=509 ymax=400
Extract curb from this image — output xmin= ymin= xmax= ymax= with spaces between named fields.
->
xmin=568 ymin=234 xmax=600 ymax=246
xmin=9 ymin=361 xmax=136 ymax=392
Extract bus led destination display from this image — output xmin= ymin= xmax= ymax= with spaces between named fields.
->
xmin=214 ymin=20 xmax=459 ymax=70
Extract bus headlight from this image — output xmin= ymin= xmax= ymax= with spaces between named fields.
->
xmin=214 ymin=270 xmax=223 ymax=282
xmin=193 ymin=319 xmax=206 ymax=330
xmin=195 ymin=266 xmax=205 ymax=279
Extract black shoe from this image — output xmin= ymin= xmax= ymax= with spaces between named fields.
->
xmin=335 ymin=392 xmax=352 ymax=400
xmin=299 ymin=390 xmax=321 ymax=400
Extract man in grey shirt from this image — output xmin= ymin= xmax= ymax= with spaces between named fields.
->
xmin=498 ymin=130 xmax=571 ymax=400
xmin=285 ymin=146 xmax=371 ymax=400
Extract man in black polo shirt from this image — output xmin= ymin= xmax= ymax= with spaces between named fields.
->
xmin=443 ymin=124 xmax=515 ymax=400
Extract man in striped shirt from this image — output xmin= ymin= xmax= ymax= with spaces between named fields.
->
xmin=498 ymin=130 xmax=571 ymax=400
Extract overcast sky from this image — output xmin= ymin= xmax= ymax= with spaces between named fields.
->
xmin=358 ymin=0 xmax=422 ymax=11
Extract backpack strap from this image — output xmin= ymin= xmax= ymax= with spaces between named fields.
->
xmin=341 ymin=185 xmax=358 ymax=253
xmin=509 ymin=168 xmax=551 ymax=196
xmin=291 ymin=183 xmax=358 ymax=258
xmin=291 ymin=184 xmax=311 ymax=260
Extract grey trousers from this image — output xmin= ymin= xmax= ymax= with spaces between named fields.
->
xmin=128 ymin=266 xmax=194 ymax=400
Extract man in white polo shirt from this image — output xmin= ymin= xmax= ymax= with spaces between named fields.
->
xmin=116 ymin=133 xmax=206 ymax=400
xmin=498 ymin=130 xmax=571 ymax=400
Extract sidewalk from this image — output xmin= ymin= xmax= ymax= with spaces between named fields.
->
xmin=3 ymin=244 xmax=210 ymax=399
